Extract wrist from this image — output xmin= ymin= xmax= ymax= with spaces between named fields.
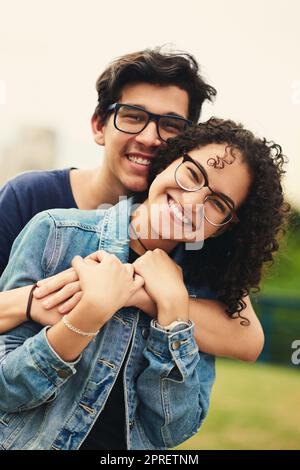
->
xmin=135 ymin=291 xmax=157 ymax=316
xmin=68 ymin=297 xmax=105 ymax=331
xmin=16 ymin=285 xmax=32 ymax=321
xmin=0 ymin=285 xmax=32 ymax=333
xmin=157 ymin=296 xmax=189 ymax=327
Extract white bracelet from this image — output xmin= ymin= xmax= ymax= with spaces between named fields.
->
xmin=62 ymin=315 xmax=99 ymax=337
xmin=154 ymin=319 xmax=190 ymax=332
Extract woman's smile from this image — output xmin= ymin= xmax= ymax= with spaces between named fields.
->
xmin=166 ymin=194 xmax=196 ymax=230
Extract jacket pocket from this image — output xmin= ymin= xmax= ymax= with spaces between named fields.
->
xmin=0 ymin=409 xmax=25 ymax=449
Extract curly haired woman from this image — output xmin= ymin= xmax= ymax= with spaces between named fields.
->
xmin=0 ymin=118 xmax=289 ymax=450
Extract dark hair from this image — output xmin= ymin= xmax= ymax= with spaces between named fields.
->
xmin=144 ymin=118 xmax=290 ymax=322
xmin=93 ymin=46 xmax=216 ymax=124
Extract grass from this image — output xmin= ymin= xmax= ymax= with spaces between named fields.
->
xmin=175 ymin=359 xmax=300 ymax=450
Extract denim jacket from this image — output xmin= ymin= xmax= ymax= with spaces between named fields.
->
xmin=0 ymin=197 xmax=215 ymax=450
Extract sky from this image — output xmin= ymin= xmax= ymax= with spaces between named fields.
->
xmin=0 ymin=0 xmax=299 ymax=206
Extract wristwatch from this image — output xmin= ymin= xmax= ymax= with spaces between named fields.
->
xmin=154 ymin=319 xmax=191 ymax=332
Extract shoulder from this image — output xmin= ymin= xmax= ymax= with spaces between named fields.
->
xmin=5 ymin=168 xmax=70 ymax=194
xmin=0 ymin=168 xmax=76 ymax=225
xmin=44 ymin=196 xmax=133 ymax=228
xmin=41 ymin=207 xmax=108 ymax=231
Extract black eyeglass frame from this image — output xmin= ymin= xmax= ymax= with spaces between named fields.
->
xmin=107 ymin=103 xmax=193 ymax=143
xmin=174 ymin=154 xmax=240 ymax=227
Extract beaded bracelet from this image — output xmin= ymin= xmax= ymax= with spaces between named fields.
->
xmin=62 ymin=315 xmax=99 ymax=337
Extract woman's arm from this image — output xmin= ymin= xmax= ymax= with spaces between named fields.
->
xmin=127 ymin=249 xmax=215 ymax=448
xmin=0 ymin=251 xmax=143 ymax=413
xmin=46 ymin=254 xmax=143 ymax=362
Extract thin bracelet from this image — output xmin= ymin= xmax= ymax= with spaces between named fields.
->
xmin=26 ymin=283 xmax=38 ymax=321
xmin=62 ymin=315 xmax=99 ymax=337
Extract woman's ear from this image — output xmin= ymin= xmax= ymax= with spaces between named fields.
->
xmin=91 ymin=115 xmax=105 ymax=146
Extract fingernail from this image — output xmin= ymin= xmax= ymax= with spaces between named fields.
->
xmin=58 ymin=306 xmax=65 ymax=313
xmin=42 ymin=300 xmax=50 ymax=308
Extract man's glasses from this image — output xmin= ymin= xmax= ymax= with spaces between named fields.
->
xmin=175 ymin=154 xmax=240 ymax=227
xmin=107 ymin=103 xmax=193 ymax=143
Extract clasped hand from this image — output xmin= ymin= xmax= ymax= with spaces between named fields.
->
xmin=31 ymin=249 xmax=188 ymax=327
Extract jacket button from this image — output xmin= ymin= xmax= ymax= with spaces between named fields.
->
xmin=141 ymin=327 xmax=149 ymax=339
xmin=57 ymin=369 xmax=70 ymax=379
xmin=171 ymin=341 xmax=182 ymax=351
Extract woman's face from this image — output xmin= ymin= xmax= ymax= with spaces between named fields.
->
xmin=146 ymin=143 xmax=253 ymax=243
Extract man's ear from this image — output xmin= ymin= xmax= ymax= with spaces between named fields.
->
xmin=91 ymin=114 xmax=105 ymax=146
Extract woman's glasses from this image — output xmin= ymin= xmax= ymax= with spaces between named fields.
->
xmin=175 ymin=154 xmax=239 ymax=227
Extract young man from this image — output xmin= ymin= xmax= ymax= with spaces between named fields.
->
xmin=0 ymin=47 xmax=264 ymax=361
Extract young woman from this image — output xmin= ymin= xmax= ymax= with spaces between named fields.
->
xmin=0 ymin=118 xmax=288 ymax=450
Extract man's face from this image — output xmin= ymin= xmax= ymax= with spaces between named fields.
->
xmin=92 ymin=82 xmax=189 ymax=193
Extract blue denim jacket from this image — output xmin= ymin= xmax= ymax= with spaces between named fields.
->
xmin=0 ymin=197 xmax=215 ymax=450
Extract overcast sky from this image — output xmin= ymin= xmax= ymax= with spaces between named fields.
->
xmin=1 ymin=0 xmax=299 ymax=206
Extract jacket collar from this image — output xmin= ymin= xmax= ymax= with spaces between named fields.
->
xmin=100 ymin=195 xmax=185 ymax=265
xmin=100 ymin=196 xmax=135 ymax=263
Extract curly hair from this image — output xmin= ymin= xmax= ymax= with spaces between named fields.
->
xmin=140 ymin=118 xmax=290 ymax=323
xmin=93 ymin=46 xmax=216 ymax=124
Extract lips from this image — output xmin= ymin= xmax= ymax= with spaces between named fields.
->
xmin=125 ymin=153 xmax=154 ymax=167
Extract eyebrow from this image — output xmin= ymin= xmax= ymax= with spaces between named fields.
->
xmin=124 ymin=103 xmax=186 ymax=119
xmin=215 ymin=191 xmax=235 ymax=208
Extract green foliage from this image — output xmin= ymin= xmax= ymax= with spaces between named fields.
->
xmin=260 ymin=208 xmax=300 ymax=297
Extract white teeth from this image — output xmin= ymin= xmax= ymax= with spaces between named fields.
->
xmin=168 ymin=197 xmax=190 ymax=224
xmin=127 ymin=155 xmax=151 ymax=165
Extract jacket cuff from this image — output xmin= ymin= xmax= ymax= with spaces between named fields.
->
xmin=27 ymin=326 xmax=81 ymax=387
xmin=148 ymin=319 xmax=198 ymax=359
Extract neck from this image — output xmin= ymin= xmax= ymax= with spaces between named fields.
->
xmin=70 ymin=161 xmax=131 ymax=210
xmin=129 ymin=199 xmax=179 ymax=255
xmin=93 ymin=162 xmax=131 ymax=206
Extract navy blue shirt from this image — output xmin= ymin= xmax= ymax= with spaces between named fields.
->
xmin=0 ymin=168 xmax=78 ymax=275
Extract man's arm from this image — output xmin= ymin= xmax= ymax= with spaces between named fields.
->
xmin=0 ymin=239 xmax=264 ymax=362
xmin=128 ymin=288 xmax=264 ymax=362
xmin=0 ymin=280 xmax=264 ymax=363
xmin=0 ymin=284 xmax=66 ymax=334
xmin=0 ymin=285 xmax=33 ymax=333
xmin=189 ymin=296 xmax=264 ymax=362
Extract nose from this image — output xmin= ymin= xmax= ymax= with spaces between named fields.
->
xmin=134 ymin=121 xmax=162 ymax=148
xmin=182 ymin=187 xmax=210 ymax=206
